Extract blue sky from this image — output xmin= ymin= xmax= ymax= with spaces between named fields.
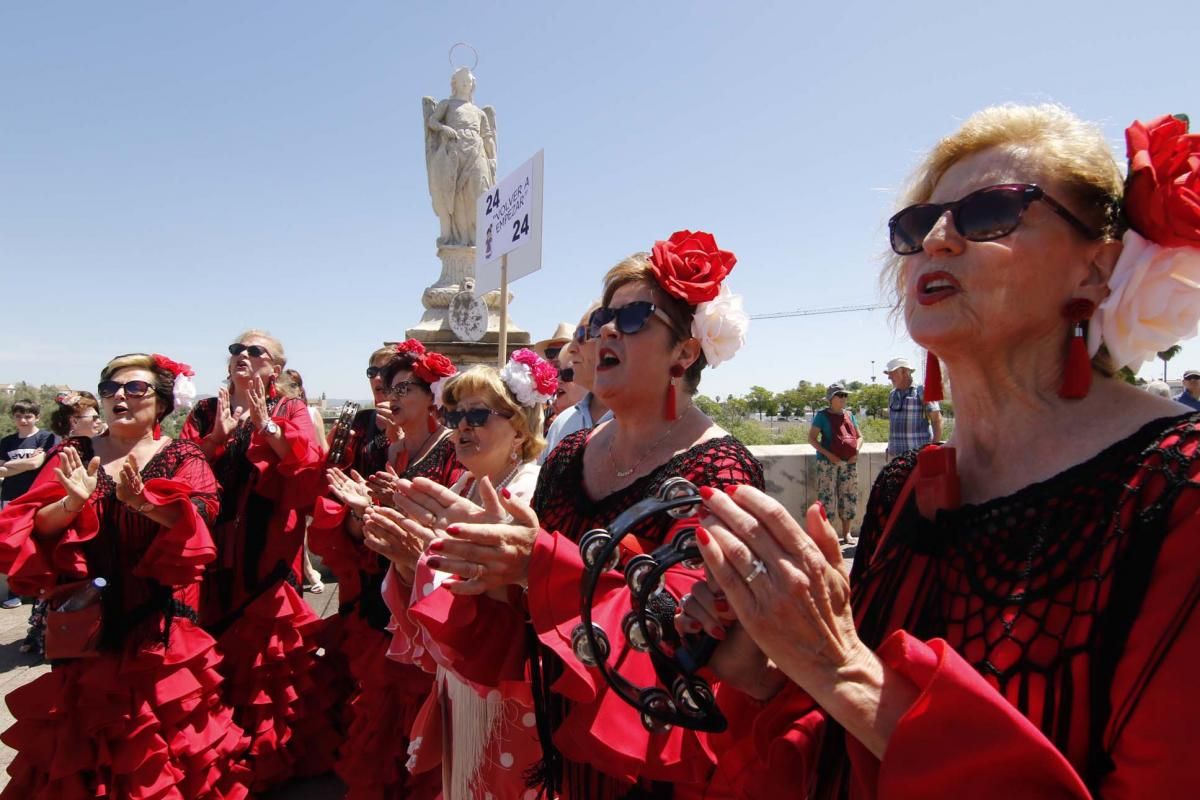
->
xmin=1 ymin=1 xmax=1193 ymax=402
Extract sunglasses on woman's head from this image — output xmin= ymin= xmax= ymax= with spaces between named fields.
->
xmin=587 ymin=301 xmax=680 ymax=339
xmin=382 ymin=380 xmax=422 ymax=398
xmin=98 ymin=380 xmax=153 ymax=398
xmin=228 ymin=343 xmax=271 ymax=358
xmin=442 ymin=407 xmax=512 ymax=428
xmin=888 ymin=183 xmax=1103 ymax=256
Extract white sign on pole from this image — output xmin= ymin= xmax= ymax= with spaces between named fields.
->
xmin=474 ymin=149 xmax=543 ymax=296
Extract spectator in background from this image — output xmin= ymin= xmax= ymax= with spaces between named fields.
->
xmin=540 ymin=303 xmax=613 ymax=463
xmin=1177 ymin=370 xmax=1200 ymax=410
xmin=49 ymin=392 xmax=103 ymax=438
xmin=0 ymin=400 xmax=57 ymax=609
xmin=883 ymin=356 xmax=943 ymax=458
xmin=808 ymin=383 xmax=863 ymax=544
xmin=533 ymin=321 xmax=574 ymax=363
xmin=1145 ymin=380 xmax=1174 ymax=399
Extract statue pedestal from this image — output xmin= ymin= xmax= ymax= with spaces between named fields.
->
xmin=404 ymin=244 xmax=529 ymax=368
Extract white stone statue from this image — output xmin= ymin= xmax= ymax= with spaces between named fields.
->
xmin=422 ymin=67 xmax=497 ymax=247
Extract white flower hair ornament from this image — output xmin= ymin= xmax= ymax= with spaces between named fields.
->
xmin=1087 ymin=232 xmax=1200 ymax=372
xmin=500 ymin=349 xmax=558 ymax=407
xmin=429 ymin=376 xmax=450 ymax=409
xmin=692 ymin=284 xmax=749 ymax=367
xmin=152 ymin=353 xmax=197 ymax=411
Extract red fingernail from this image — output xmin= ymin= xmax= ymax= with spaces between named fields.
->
xmin=695 ymin=526 xmax=710 ymax=546
xmin=446 ymin=525 xmax=460 ymax=535
xmin=724 ymin=484 xmax=740 ymax=496
xmin=709 ymin=626 xmax=726 ymax=640
xmin=818 ymin=502 xmax=828 ymax=521
xmin=429 ymin=540 xmax=444 ymax=551
xmin=427 ymin=557 xmax=444 ymax=569
xmin=500 ymin=487 xmax=511 ymax=500
xmin=698 ymin=486 xmax=714 ymax=500
xmin=688 ymin=620 xmax=703 ymax=633
xmin=714 ymin=598 xmax=730 ymax=614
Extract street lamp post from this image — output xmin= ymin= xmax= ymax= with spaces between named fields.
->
xmin=871 ymin=360 xmax=876 ymax=383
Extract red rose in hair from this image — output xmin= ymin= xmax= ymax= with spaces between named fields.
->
xmin=649 ymin=230 xmax=737 ymax=305
xmin=1125 ymin=114 xmax=1200 ymax=248
xmin=152 ymin=353 xmax=194 ymax=377
xmin=412 ymin=352 xmax=456 ymax=385
xmin=396 ymin=338 xmax=427 ymax=357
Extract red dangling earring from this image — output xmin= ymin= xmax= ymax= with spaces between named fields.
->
xmin=427 ymin=410 xmax=439 ymax=433
xmin=1060 ymin=299 xmax=1096 ymax=399
xmin=268 ymin=379 xmax=279 ymax=400
xmin=153 ymin=422 xmax=162 ymax=440
xmin=923 ymin=351 xmax=944 ymax=402
xmin=665 ymin=364 xmax=685 ymax=421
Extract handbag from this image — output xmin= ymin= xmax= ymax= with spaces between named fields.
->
xmin=43 ymin=579 xmax=105 ymax=660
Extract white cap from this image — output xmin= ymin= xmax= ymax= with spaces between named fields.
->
xmin=884 ymin=357 xmax=913 ymax=374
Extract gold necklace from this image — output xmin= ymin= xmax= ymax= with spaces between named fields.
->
xmin=607 ymin=406 xmax=693 ymax=479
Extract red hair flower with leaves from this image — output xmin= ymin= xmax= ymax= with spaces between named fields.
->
xmin=649 ymin=230 xmax=737 ymax=305
xmin=395 ymin=338 xmax=428 ymax=358
xmin=411 ymin=352 xmax=457 ymax=386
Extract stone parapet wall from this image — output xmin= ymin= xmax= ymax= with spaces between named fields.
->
xmin=747 ymin=443 xmax=890 ymax=531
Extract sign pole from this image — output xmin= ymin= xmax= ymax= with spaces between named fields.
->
xmin=498 ymin=254 xmax=509 ymax=367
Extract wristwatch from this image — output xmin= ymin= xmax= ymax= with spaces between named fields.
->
xmin=262 ymin=420 xmax=280 ymax=436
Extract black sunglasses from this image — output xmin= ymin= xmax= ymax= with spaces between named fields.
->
xmin=587 ymin=301 xmax=681 ymax=339
xmin=573 ymin=325 xmax=589 ymax=344
xmin=98 ymin=380 xmax=153 ymax=398
xmin=544 ymin=345 xmax=564 ymax=361
xmin=888 ymin=183 xmax=1102 ymax=256
xmin=228 ymin=343 xmax=271 ymax=358
xmin=558 ymin=367 xmax=575 ymax=383
xmin=366 ymin=366 xmax=383 ymax=379
xmin=442 ymin=407 xmax=512 ymax=428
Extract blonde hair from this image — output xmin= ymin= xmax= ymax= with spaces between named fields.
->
xmin=883 ymin=103 xmax=1125 ymax=373
xmin=232 ymin=328 xmax=301 ymax=398
xmin=100 ymin=353 xmax=175 ymax=421
xmin=441 ymin=365 xmax=546 ymax=462
xmin=601 ymin=255 xmax=705 ymax=393
xmin=369 ymin=345 xmax=395 ymax=366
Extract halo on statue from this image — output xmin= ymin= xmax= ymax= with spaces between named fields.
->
xmin=448 ymin=42 xmax=479 ymax=72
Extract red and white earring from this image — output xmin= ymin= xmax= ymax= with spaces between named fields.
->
xmin=1059 ymin=299 xmax=1096 ymax=399
xmin=665 ymin=364 xmax=685 ymax=421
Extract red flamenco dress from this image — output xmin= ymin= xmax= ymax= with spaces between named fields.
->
xmin=181 ymin=396 xmax=338 ymax=791
xmin=0 ymin=438 xmax=251 ymax=799
xmin=717 ymin=412 xmax=1200 ymax=799
xmin=308 ymin=423 xmax=463 ymax=800
xmin=417 ymin=429 xmax=763 ymax=800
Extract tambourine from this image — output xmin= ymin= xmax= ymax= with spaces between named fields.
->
xmin=571 ymin=477 xmax=726 ymax=734
xmin=326 ymin=401 xmax=360 ymax=467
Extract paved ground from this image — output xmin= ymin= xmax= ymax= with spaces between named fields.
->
xmin=0 ymin=573 xmax=348 ymax=798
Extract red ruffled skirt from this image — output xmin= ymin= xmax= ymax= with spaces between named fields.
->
xmin=332 ymin=613 xmax=438 ymax=800
xmin=1 ymin=620 xmax=251 ymax=800
xmin=213 ymin=581 xmax=340 ymax=792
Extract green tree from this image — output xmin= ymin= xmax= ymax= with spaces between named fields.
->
xmin=1158 ymin=345 xmax=1183 ymax=381
xmin=777 ymin=388 xmax=806 ymax=417
xmin=746 ymin=386 xmax=778 ymax=419
xmin=852 ymin=384 xmax=891 ymax=417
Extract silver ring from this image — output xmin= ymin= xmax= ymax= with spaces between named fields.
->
xmin=743 ymin=559 xmax=767 ymax=585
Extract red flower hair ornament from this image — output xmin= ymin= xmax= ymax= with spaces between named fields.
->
xmin=1088 ymin=113 xmax=1200 ymax=371
xmin=152 ymin=353 xmax=198 ymax=410
xmin=647 ymin=230 xmax=749 ymax=367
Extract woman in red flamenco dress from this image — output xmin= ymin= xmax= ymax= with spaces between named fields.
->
xmin=181 ymin=329 xmax=338 ymax=791
xmin=395 ymin=235 xmax=761 ymax=799
xmin=0 ymin=352 xmax=251 ymax=799
xmin=310 ymin=340 xmax=462 ymax=799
